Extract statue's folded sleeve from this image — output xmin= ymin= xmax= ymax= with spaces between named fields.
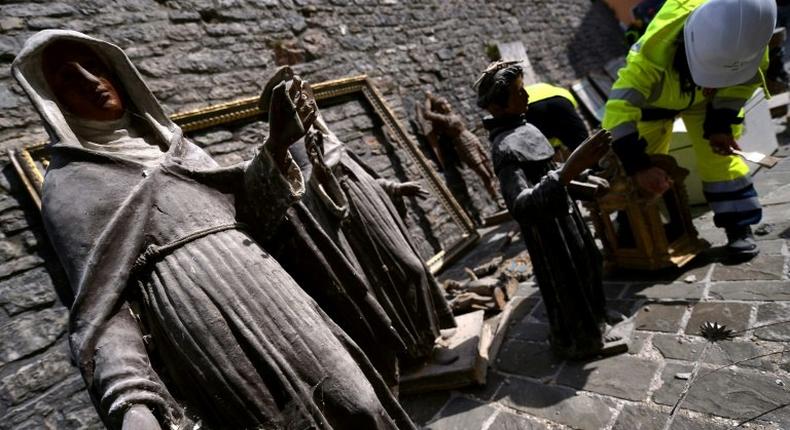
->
xmin=243 ymin=147 xmax=305 ymax=237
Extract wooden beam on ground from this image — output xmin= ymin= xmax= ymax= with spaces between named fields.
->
xmin=572 ymin=77 xmax=606 ymax=123
xmin=604 ymin=56 xmax=626 ymax=80
xmin=400 ymin=310 xmax=487 ymax=394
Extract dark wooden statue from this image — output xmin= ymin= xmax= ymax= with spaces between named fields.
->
xmin=419 ymin=92 xmax=500 ymax=202
xmin=13 ymin=30 xmax=415 ymax=429
xmin=273 ymin=111 xmax=457 ymax=371
xmin=475 ymin=61 xmax=632 ymax=359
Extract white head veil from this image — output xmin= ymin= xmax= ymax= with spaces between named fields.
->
xmin=12 ymin=30 xmax=182 ymax=155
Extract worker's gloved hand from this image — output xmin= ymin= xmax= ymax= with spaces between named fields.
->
xmin=633 ymin=166 xmax=672 ymax=196
xmin=708 ymin=133 xmax=740 ymax=156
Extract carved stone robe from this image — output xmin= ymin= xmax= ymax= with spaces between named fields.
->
xmin=281 ymin=120 xmax=456 ymax=364
xmin=13 ymin=29 xmax=415 ymax=430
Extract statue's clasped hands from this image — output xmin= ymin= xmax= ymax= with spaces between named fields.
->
xmin=260 ymin=66 xmax=318 ymax=169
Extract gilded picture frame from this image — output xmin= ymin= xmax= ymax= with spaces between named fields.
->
xmin=9 ymin=75 xmax=478 ymax=273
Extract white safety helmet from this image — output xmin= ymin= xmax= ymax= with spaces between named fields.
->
xmin=684 ymin=0 xmax=777 ymax=88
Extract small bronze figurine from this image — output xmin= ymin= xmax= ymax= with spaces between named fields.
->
xmin=420 ymin=92 xmax=500 ymax=202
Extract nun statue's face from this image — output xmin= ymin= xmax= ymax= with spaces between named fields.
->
xmin=43 ymin=41 xmax=125 ymax=121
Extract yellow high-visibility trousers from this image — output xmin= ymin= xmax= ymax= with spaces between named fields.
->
xmin=635 ymin=103 xmax=761 ymax=228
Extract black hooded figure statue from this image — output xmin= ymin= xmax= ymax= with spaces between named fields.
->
xmin=12 ymin=30 xmax=415 ymax=430
xmin=267 ymin=108 xmax=457 ymax=389
xmin=475 ymin=61 xmax=632 ymax=360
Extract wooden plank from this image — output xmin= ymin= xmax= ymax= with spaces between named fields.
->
xmin=572 ymin=78 xmax=606 ymax=123
xmin=588 ymin=69 xmax=615 ymax=100
xmin=482 ymin=209 xmax=511 ymax=227
xmin=495 ymin=41 xmax=539 ymax=85
xmin=400 ymin=310 xmax=487 ymax=393
xmin=768 ymin=91 xmax=789 ymax=117
xmin=604 ymin=56 xmax=626 ymax=81
xmin=485 ymin=296 xmax=530 ymax=365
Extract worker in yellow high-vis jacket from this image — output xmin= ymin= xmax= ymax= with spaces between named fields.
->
xmin=602 ymin=0 xmax=776 ymax=259
xmin=524 ymin=83 xmax=588 ymax=152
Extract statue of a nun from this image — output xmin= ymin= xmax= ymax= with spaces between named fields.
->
xmin=282 ymin=110 xmax=457 ymax=366
xmin=12 ymin=30 xmax=415 ymax=430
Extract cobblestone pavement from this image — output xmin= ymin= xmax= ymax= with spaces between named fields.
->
xmin=407 ymin=142 xmax=790 ymax=429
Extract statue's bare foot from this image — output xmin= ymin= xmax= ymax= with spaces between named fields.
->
xmin=599 ymin=317 xmax=634 ymax=354
xmin=554 ymin=317 xmax=633 ymax=360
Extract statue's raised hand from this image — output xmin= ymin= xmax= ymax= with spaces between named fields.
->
xmin=260 ymin=67 xmax=317 ymax=168
xmin=122 ymin=405 xmax=161 ymax=430
xmin=559 ymin=129 xmax=611 ymax=185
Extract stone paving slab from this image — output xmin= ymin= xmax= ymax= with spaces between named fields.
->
xmin=685 ymin=302 xmax=753 ymax=336
xmin=612 ymin=403 xmax=732 ymax=430
xmin=629 ymin=331 xmax=650 ymax=355
xmin=712 ymin=255 xmax=786 ymax=281
xmin=400 ymin=390 xmax=451 ymax=426
xmin=634 ymin=303 xmax=689 ymax=333
xmin=529 ymin=303 xmax=548 ymax=323
xmin=708 ymin=281 xmax=790 ymax=301
xmin=755 ymin=303 xmax=790 ymax=341
xmin=487 ymin=410 xmax=550 ymax=430
xmin=753 ymin=239 xmax=787 ymax=255
xmin=414 ymin=149 xmax=790 ymax=430
xmin=555 ymin=354 xmax=660 ymax=401
xmin=606 ymin=261 xmax=711 ymax=284
xmin=761 ymin=183 xmax=790 ymax=206
xmin=424 ymin=397 xmax=497 ymax=430
xmin=748 ymin=220 xmax=790 ymax=241
xmin=755 ymin=175 xmax=790 ymax=202
xmin=506 ymin=321 xmax=550 ymax=342
xmin=494 ymin=377 xmax=617 ymax=430
xmin=652 ymin=334 xmax=705 ymax=361
xmin=608 ymin=299 xmax=640 ymax=317
xmin=653 ymin=362 xmax=790 ymax=425
xmin=494 ymin=340 xmax=561 ymax=380
xmin=457 ymin=371 xmax=506 ymax=402
xmin=707 ymin=341 xmax=777 ymax=371
xmin=623 ymin=283 xmax=705 ymax=301
xmin=651 ymin=334 xmax=775 ymax=370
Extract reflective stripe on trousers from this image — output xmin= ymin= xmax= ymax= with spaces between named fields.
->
xmin=702 ymin=177 xmax=762 ymax=228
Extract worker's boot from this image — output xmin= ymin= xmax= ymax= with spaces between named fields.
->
xmin=724 ymin=225 xmax=759 ymax=260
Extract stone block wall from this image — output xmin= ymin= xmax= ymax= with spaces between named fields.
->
xmin=0 ymin=1 xmax=626 ymax=427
